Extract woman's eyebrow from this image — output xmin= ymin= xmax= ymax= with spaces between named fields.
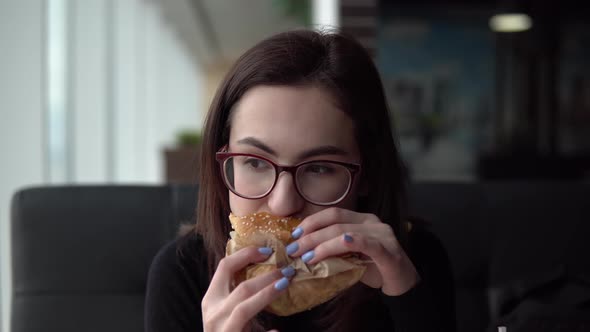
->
xmin=236 ymin=137 xmax=277 ymax=156
xmin=236 ymin=137 xmax=349 ymax=160
xmin=296 ymin=146 xmax=348 ymax=160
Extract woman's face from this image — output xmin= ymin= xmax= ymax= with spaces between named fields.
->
xmin=227 ymin=85 xmax=362 ymax=219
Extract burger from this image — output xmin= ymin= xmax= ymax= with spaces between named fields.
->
xmin=226 ymin=212 xmax=367 ymax=316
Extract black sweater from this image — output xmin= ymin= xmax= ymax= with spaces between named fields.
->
xmin=145 ymin=226 xmax=456 ymax=332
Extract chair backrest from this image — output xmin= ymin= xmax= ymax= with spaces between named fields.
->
xmin=11 ymin=182 xmax=589 ymax=332
xmin=409 ymin=181 xmax=590 ymax=332
xmin=482 ymin=182 xmax=590 ymax=323
xmin=10 ymin=185 xmax=197 ymax=332
xmin=408 ymin=182 xmax=490 ymax=332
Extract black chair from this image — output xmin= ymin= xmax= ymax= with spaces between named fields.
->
xmin=10 ymin=182 xmax=590 ymax=332
xmin=408 ymin=183 xmax=490 ymax=332
xmin=10 ymin=185 xmax=197 ymax=332
xmin=409 ymin=181 xmax=590 ymax=332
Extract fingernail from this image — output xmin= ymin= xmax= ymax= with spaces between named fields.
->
xmin=281 ymin=266 xmax=295 ymax=278
xmin=274 ymin=277 xmax=289 ymax=290
xmin=286 ymin=242 xmax=299 ymax=256
xmin=291 ymin=227 xmax=303 ymax=239
xmin=301 ymin=250 xmax=315 ymax=263
xmin=258 ymin=247 xmax=273 ymax=255
xmin=344 ymin=234 xmax=353 ymax=243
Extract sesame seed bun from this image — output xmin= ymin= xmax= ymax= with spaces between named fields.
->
xmin=227 ymin=212 xmax=367 ymax=316
xmin=229 ymin=212 xmax=301 ymax=245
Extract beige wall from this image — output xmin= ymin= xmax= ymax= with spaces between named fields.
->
xmin=203 ymin=61 xmax=233 ymax=116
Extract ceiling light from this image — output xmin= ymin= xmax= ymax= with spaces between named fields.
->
xmin=489 ymin=13 xmax=533 ymax=33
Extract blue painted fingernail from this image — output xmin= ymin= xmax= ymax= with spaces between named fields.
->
xmin=281 ymin=266 xmax=295 ymax=278
xmin=274 ymin=277 xmax=289 ymax=290
xmin=344 ymin=234 xmax=353 ymax=243
xmin=286 ymin=242 xmax=299 ymax=256
xmin=258 ymin=247 xmax=273 ymax=255
xmin=291 ymin=227 xmax=303 ymax=239
xmin=302 ymin=250 xmax=315 ymax=263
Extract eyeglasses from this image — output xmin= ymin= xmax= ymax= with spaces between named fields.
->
xmin=216 ymin=152 xmax=361 ymax=206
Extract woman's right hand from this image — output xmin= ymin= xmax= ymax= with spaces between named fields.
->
xmin=201 ymin=246 xmax=292 ymax=332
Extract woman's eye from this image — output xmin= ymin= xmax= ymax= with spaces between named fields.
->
xmin=306 ymin=164 xmax=334 ymax=174
xmin=245 ymin=159 xmax=260 ymax=168
xmin=244 ymin=158 xmax=269 ymax=169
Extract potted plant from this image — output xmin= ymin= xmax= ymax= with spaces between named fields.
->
xmin=163 ymin=129 xmax=202 ymax=184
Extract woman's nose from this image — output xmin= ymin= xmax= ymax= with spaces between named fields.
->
xmin=267 ymin=172 xmax=305 ymax=217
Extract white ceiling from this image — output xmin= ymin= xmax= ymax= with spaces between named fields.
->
xmin=200 ymin=0 xmax=303 ymax=61
xmin=155 ymin=0 xmax=303 ymax=67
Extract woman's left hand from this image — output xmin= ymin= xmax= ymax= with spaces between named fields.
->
xmin=287 ymin=207 xmax=419 ymax=296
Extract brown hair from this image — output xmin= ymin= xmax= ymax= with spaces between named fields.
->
xmin=193 ymin=29 xmax=408 ymax=331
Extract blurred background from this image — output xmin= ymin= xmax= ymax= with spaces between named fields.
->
xmin=1 ymin=0 xmax=589 ymax=331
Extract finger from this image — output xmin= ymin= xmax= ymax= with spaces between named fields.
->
xmin=306 ymin=231 xmax=386 ymax=264
xmin=225 ymin=268 xmax=283 ymax=307
xmin=332 ymin=232 xmax=416 ymax=295
xmin=209 ymin=246 xmax=273 ymax=298
xmin=294 ymin=208 xmax=376 ymax=239
xmin=302 ymin=232 xmax=361 ymax=264
xmin=286 ymin=223 xmax=367 ymax=257
xmin=225 ymin=276 xmax=291 ymax=331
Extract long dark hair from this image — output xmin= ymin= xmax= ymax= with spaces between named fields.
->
xmin=193 ymin=29 xmax=408 ymax=331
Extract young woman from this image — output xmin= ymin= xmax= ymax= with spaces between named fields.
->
xmin=146 ymin=29 xmax=456 ymax=332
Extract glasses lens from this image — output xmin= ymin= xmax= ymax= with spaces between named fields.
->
xmin=296 ymin=162 xmax=352 ymax=204
xmin=223 ymin=156 xmax=275 ymax=198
